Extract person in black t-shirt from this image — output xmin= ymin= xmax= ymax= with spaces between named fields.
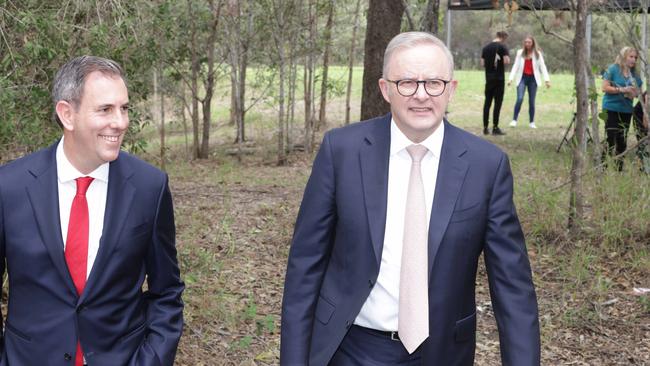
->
xmin=481 ymin=31 xmax=510 ymax=135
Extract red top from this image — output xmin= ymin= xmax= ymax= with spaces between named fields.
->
xmin=523 ymin=58 xmax=534 ymax=75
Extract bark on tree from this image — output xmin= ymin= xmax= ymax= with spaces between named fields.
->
xmin=568 ymin=0 xmax=589 ymax=231
xmin=238 ymin=10 xmax=252 ymax=142
xmin=317 ymin=0 xmax=335 ymax=130
xmin=421 ymin=0 xmax=440 ymax=34
xmin=272 ymin=0 xmax=288 ymax=165
xmin=199 ymin=0 xmax=222 ymax=159
xmin=189 ymin=0 xmax=201 ymax=159
xmin=304 ymin=0 xmax=316 ymax=153
xmin=157 ymin=66 xmax=166 ymax=171
xmin=360 ymin=0 xmax=405 ymax=120
xmin=345 ymin=0 xmax=363 ymax=125
xmin=288 ymin=45 xmax=298 ymax=145
xmin=588 ymin=71 xmax=601 ymax=167
xmin=228 ymin=0 xmax=251 ymax=144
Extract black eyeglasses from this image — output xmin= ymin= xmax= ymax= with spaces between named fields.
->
xmin=385 ymin=79 xmax=451 ymax=97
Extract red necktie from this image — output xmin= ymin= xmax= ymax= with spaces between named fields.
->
xmin=65 ymin=176 xmax=94 ymax=366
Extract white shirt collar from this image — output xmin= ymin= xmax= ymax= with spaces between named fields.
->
xmin=389 ymin=118 xmax=445 ymax=158
xmin=56 ymin=136 xmax=110 ymax=184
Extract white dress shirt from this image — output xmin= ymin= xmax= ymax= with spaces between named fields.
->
xmin=354 ymin=119 xmax=444 ymax=331
xmin=57 ymin=137 xmax=109 ymax=278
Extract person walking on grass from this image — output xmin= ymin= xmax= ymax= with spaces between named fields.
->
xmin=508 ymin=35 xmax=551 ymax=129
xmin=481 ymin=31 xmax=510 ymax=136
xmin=602 ymin=46 xmax=642 ymax=171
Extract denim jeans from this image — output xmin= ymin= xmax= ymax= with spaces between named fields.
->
xmin=513 ymin=74 xmax=538 ymax=122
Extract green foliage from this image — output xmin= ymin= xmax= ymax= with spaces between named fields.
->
xmin=0 ymin=1 xmax=157 ymax=159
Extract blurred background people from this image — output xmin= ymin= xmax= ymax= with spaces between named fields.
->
xmin=601 ymin=46 xmax=642 ymax=171
xmin=508 ymin=35 xmax=551 ymax=129
xmin=481 ymin=31 xmax=510 ymax=135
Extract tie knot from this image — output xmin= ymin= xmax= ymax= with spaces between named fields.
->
xmin=406 ymin=144 xmax=428 ymax=163
xmin=75 ymin=177 xmax=94 ymax=196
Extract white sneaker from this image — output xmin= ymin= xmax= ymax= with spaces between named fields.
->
xmin=529 ymin=122 xmax=537 ymax=129
xmin=509 ymin=120 xmax=517 ymax=127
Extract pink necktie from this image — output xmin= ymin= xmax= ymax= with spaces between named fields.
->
xmin=65 ymin=176 xmax=94 ymax=366
xmin=399 ymin=145 xmax=429 ymax=353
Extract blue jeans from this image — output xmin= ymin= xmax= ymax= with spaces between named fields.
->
xmin=513 ymin=74 xmax=538 ymax=122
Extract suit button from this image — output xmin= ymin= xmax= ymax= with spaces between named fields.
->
xmin=368 ymin=279 xmax=374 ymax=288
xmin=64 ymin=353 xmax=72 ymax=361
xmin=345 ymin=321 xmax=351 ymax=329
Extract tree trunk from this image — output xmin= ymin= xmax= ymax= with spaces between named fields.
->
xmin=361 ymin=0 xmax=405 ymax=120
xmin=230 ymin=68 xmax=237 ymax=126
xmin=588 ymin=70 xmax=601 ymax=167
xmin=345 ymin=0 xmax=362 ymax=125
xmin=274 ymin=0 xmax=287 ymax=165
xmin=304 ymin=0 xmax=316 ymax=153
xmin=237 ymin=8 xmax=252 ymax=143
xmin=568 ymin=0 xmax=589 ymax=232
xmin=317 ymin=0 xmax=335 ymax=130
xmin=189 ymin=0 xmax=200 ymax=160
xmin=229 ymin=7 xmax=243 ymax=143
xmin=288 ymin=45 xmax=297 ymax=144
xmin=200 ymin=0 xmax=221 ymax=159
xmin=158 ymin=67 xmax=166 ymax=171
xmin=421 ymin=0 xmax=440 ymax=34
xmin=180 ymin=86 xmax=190 ymax=159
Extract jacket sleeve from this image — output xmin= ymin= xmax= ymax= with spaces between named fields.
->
xmin=483 ymin=153 xmax=541 ymax=366
xmin=129 ymin=175 xmax=184 ymax=366
xmin=508 ymin=49 xmax=522 ymax=82
xmin=280 ymin=132 xmax=337 ymax=365
xmin=537 ymin=52 xmax=550 ymax=82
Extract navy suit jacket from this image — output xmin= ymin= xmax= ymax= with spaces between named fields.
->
xmin=0 ymin=142 xmax=184 ymax=366
xmin=281 ymin=114 xmax=540 ymax=365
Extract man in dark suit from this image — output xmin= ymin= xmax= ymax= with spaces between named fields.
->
xmin=0 ymin=56 xmax=184 ymax=365
xmin=281 ymin=32 xmax=540 ymax=365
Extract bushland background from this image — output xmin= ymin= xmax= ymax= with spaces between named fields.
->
xmin=1 ymin=1 xmax=648 ymax=365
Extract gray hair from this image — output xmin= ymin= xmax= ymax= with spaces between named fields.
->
xmin=382 ymin=31 xmax=455 ymax=79
xmin=52 ymin=55 xmax=126 ymax=127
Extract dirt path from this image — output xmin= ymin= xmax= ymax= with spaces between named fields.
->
xmin=171 ymin=157 xmax=649 ymax=365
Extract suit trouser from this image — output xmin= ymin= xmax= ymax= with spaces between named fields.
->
xmin=329 ymin=325 xmax=422 ymax=365
xmin=483 ymin=78 xmax=505 ymax=129
xmin=632 ymin=110 xmax=649 ymax=161
xmin=605 ymin=110 xmax=632 ymax=171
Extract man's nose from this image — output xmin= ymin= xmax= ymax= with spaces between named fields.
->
xmin=110 ymin=108 xmax=129 ymax=130
xmin=413 ymin=82 xmax=430 ymax=99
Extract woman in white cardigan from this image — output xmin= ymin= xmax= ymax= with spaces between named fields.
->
xmin=508 ymin=36 xmax=551 ymax=128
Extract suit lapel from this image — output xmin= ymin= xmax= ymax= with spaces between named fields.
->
xmin=82 ymin=154 xmax=135 ymax=301
xmin=359 ymin=114 xmax=391 ymax=266
xmin=428 ymin=121 xmax=469 ymax=277
xmin=25 ymin=143 xmax=79 ymax=297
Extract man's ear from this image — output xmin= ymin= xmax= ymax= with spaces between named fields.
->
xmin=447 ymin=80 xmax=459 ymax=102
xmin=55 ymin=101 xmax=75 ymax=131
xmin=378 ymin=78 xmax=391 ymax=104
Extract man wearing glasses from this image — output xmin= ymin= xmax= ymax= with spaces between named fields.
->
xmin=281 ymin=32 xmax=540 ymax=365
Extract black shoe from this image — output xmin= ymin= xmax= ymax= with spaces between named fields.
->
xmin=492 ymin=127 xmax=506 ymax=135
xmin=483 ymin=127 xmax=489 ymax=135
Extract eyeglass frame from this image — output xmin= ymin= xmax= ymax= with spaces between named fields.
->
xmin=384 ymin=78 xmax=451 ymax=97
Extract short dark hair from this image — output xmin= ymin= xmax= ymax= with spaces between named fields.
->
xmin=496 ymin=31 xmax=509 ymax=39
xmin=52 ymin=56 xmax=126 ymax=127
